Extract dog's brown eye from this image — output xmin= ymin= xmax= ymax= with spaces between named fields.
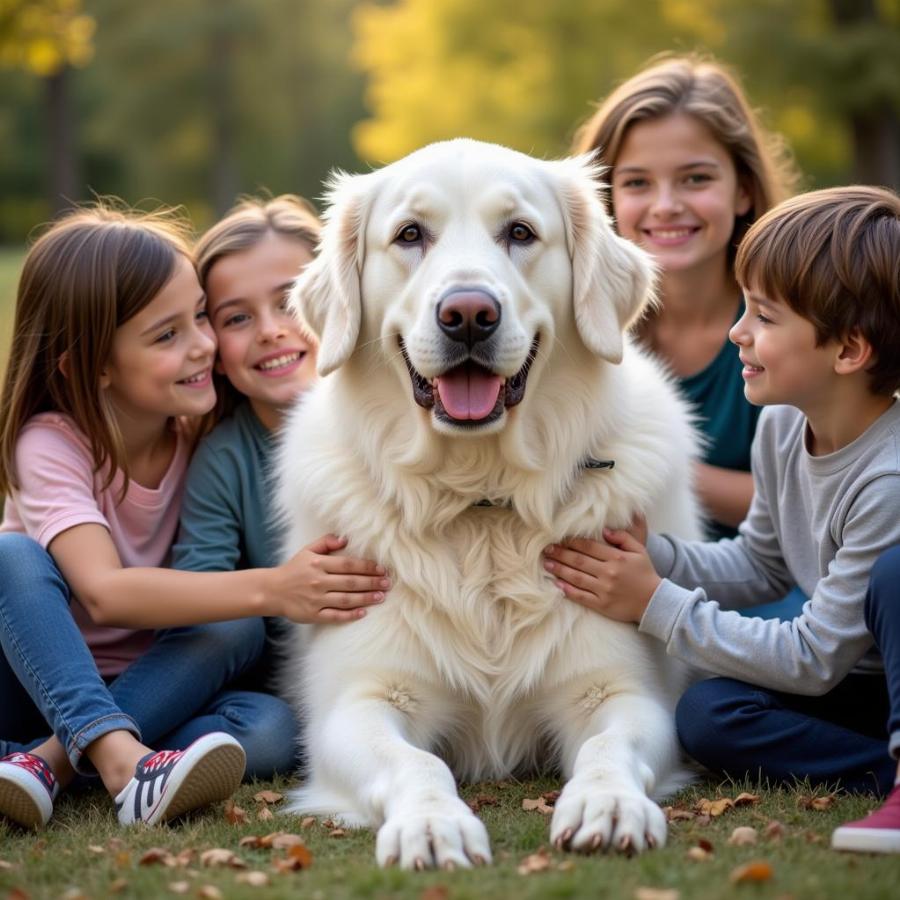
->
xmin=509 ymin=222 xmax=534 ymax=243
xmin=397 ymin=224 xmax=422 ymax=244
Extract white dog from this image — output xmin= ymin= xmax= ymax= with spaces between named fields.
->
xmin=276 ymin=139 xmax=702 ymax=869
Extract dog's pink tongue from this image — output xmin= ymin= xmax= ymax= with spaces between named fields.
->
xmin=435 ymin=366 xmax=502 ymax=420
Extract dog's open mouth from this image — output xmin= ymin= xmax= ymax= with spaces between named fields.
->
xmin=399 ymin=337 xmax=539 ymax=427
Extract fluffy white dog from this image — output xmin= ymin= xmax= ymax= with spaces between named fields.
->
xmin=276 ymin=139 xmax=702 ymax=869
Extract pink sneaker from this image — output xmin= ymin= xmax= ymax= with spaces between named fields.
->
xmin=832 ymin=783 xmax=900 ymax=854
xmin=0 ymin=752 xmax=59 ymax=828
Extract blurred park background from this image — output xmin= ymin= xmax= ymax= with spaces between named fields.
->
xmin=1 ymin=0 xmax=899 ymax=368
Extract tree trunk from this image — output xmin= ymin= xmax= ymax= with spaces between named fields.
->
xmin=45 ymin=66 xmax=79 ymax=216
xmin=210 ymin=19 xmax=238 ymax=217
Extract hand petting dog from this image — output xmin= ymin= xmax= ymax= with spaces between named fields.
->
xmin=543 ymin=515 xmax=660 ymax=624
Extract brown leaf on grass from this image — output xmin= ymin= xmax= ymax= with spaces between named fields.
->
xmin=300 ymin=816 xmax=317 ymax=828
xmin=60 ymin=889 xmax=88 ymax=900
xmin=728 ymin=826 xmax=759 ymax=846
xmin=86 ymin=845 xmax=105 ymax=855
xmin=764 ymin=820 xmax=786 ymax=841
xmin=734 ymin=792 xmax=760 ymax=806
xmin=696 ymin=797 xmax=734 ymax=817
xmin=272 ymin=844 xmax=314 ymax=872
xmin=253 ymin=790 xmax=284 ymax=805
xmin=522 ymin=797 xmax=554 ymax=815
xmin=173 ymin=849 xmax=196 ymax=868
xmin=517 ymin=848 xmax=552 ymax=875
xmin=108 ymin=878 xmax=128 ymax=893
xmin=420 ymin=887 xmax=450 ymax=900
xmin=236 ymin=871 xmax=270 ymax=887
xmin=729 ymin=860 xmax=774 ymax=883
xmin=663 ymin=806 xmax=695 ymax=822
xmin=167 ymin=884 xmax=190 ymax=896
xmin=468 ymin=793 xmax=500 ymax=812
xmin=224 ymin=799 xmax=249 ymax=825
xmin=196 ymin=887 xmax=224 ymax=900
xmin=114 ymin=851 xmax=131 ymax=869
xmin=270 ymin=833 xmax=307 ymax=849
xmin=686 ymin=846 xmax=712 ymax=862
xmin=541 ymin=790 xmax=561 ymax=806
xmin=321 ymin=818 xmax=336 ymax=829
xmin=0 ymin=860 xmax=16 ymax=870
xmin=633 ymin=888 xmax=680 ymax=900
xmin=694 ymin=813 xmax=711 ymax=827
xmin=798 ymin=794 xmax=837 ymax=811
xmin=329 ymin=828 xmax=347 ymax=838
xmin=139 ymin=848 xmax=176 ymax=867
xmin=257 ymin=807 xmax=274 ymax=822
xmin=199 ymin=848 xmax=246 ymax=869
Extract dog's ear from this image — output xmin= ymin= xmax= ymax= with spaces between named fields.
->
xmin=288 ymin=170 xmax=374 ymax=376
xmin=551 ymin=156 xmax=656 ymax=363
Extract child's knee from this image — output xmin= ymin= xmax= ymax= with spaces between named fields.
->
xmin=229 ymin=693 xmax=299 ymax=779
xmin=676 ymin=677 xmax=760 ymax=762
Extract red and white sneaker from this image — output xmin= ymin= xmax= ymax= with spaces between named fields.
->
xmin=0 ymin=751 xmax=59 ymax=828
xmin=114 ymin=732 xmax=245 ymax=826
xmin=832 ymin=783 xmax=900 ymax=854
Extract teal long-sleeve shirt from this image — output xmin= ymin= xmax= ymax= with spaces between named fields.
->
xmin=171 ymin=401 xmax=280 ymax=573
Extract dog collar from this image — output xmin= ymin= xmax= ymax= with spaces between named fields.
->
xmin=472 ymin=456 xmax=614 ymax=508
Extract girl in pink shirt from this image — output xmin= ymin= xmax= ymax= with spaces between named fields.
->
xmin=0 ymin=204 xmax=388 ymax=829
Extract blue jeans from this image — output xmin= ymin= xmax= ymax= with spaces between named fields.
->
xmin=676 ymin=546 xmax=900 ymax=796
xmin=0 ymin=533 xmax=299 ymax=779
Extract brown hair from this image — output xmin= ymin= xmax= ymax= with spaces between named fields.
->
xmin=735 ymin=185 xmax=900 ymax=396
xmin=572 ymin=54 xmax=798 ymax=253
xmin=0 ymin=202 xmax=193 ymax=497
xmin=194 ymin=194 xmax=321 ymax=420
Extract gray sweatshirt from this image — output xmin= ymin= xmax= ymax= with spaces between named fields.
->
xmin=641 ymin=400 xmax=900 ymax=696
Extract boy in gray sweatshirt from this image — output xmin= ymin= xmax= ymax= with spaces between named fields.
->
xmin=542 ymin=186 xmax=900 ymax=853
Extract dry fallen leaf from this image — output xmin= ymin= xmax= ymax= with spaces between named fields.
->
xmin=236 ymin=871 xmax=270 ymax=887
xmin=300 ymin=816 xmax=317 ymax=829
xmin=468 ymin=793 xmax=500 ymax=812
xmin=696 ymin=797 xmax=734 ymax=817
xmin=517 ymin=848 xmax=552 ymax=875
xmin=728 ymin=826 xmax=759 ymax=846
xmin=329 ymin=828 xmax=347 ymax=838
xmin=686 ymin=846 xmax=712 ymax=862
xmin=272 ymin=844 xmax=314 ymax=872
xmin=199 ymin=848 xmax=246 ymax=869
xmin=541 ymin=790 xmax=561 ymax=806
xmin=224 ymin=799 xmax=249 ymax=825
xmin=420 ymin=887 xmax=450 ymax=900
xmin=764 ymin=820 xmax=786 ymax=841
xmin=86 ymin=845 xmax=105 ymax=856
xmin=730 ymin=860 xmax=774 ymax=883
xmin=60 ymin=889 xmax=88 ymax=900
xmin=0 ymin=860 xmax=16 ymax=870
xmin=253 ymin=790 xmax=284 ymax=805
xmin=108 ymin=878 xmax=128 ymax=893
xmin=167 ymin=883 xmax=190 ymax=895
xmin=114 ymin=851 xmax=131 ymax=869
xmin=139 ymin=848 xmax=175 ymax=867
xmin=557 ymin=859 xmax=575 ymax=872
xmin=270 ymin=833 xmax=307 ymax=849
xmin=798 ymin=794 xmax=837 ymax=811
xmin=257 ymin=807 xmax=274 ymax=822
xmin=522 ymin=797 xmax=554 ymax=815
xmin=663 ymin=806 xmax=695 ymax=822
xmin=734 ymin=792 xmax=760 ymax=806
xmin=197 ymin=887 xmax=224 ymax=900
xmin=634 ymin=888 xmax=680 ymax=900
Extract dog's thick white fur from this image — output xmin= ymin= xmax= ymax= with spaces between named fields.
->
xmin=276 ymin=139 xmax=702 ymax=869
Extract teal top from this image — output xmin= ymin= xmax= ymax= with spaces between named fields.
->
xmin=171 ymin=401 xmax=280 ymax=572
xmin=678 ymin=303 xmax=761 ymax=540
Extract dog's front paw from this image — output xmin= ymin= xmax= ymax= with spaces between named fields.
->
xmin=376 ymin=798 xmax=492 ymax=870
xmin=550 ymin=780 xmax=667 ymax=854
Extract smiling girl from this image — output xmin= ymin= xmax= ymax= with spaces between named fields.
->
xmin=573 ymin=55 xmax=798 ymax=538
xmin=0 ymin=203 xmax=387 ymax=829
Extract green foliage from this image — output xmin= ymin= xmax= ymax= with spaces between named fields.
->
xmin=351 ymin=0 xmax=900 ymax=189
xmin=0 ymin=0 xmax=94 ymax=76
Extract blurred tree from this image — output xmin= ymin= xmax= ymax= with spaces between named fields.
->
xmin=0 ymin=0 xmax=95 ymax=214
xmin=352 ymin=0 xmax=900 ymax=189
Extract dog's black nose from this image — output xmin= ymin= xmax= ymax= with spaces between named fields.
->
xmin=436 ymin=290 xmax=501 ymax=346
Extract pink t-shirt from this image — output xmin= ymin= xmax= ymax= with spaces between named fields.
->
xmin=1 ymin=413 xmax=191 ymax=676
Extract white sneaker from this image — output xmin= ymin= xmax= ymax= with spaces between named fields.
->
xmin=114 ymin=732 xmax=245 ymax=826
xmin=0 ymin=751 xmax=59 ymax=828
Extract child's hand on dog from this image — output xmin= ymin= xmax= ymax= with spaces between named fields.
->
xmin=543 ymin=516 xmax=659 ymax=623
xmin=271 ymin=534 xmax=391 ymax=623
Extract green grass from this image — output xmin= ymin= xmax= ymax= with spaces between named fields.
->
xmin=1 ymin=777 xmax=897 ymax=900
xmin=0 ymin=247 xmax=24 ymax=379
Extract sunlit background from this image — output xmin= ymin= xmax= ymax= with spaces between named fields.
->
xmin=1 ymin=0 xmax=899 ymax=370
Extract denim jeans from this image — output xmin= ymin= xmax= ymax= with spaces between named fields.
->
xmin=0 ymin=533 xmax=299 ymax=779
xmin=676 ymin=546 xmax=900 ymax=796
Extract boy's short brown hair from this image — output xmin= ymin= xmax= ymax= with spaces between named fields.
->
xmin=735 ymin=186 xmax=900 ymax=396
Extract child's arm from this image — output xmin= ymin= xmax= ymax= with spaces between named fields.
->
xmin=693 ymin=463 xmax=754 ymax=530
xmin=50 ymin=523 xmax=389 ymax=627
